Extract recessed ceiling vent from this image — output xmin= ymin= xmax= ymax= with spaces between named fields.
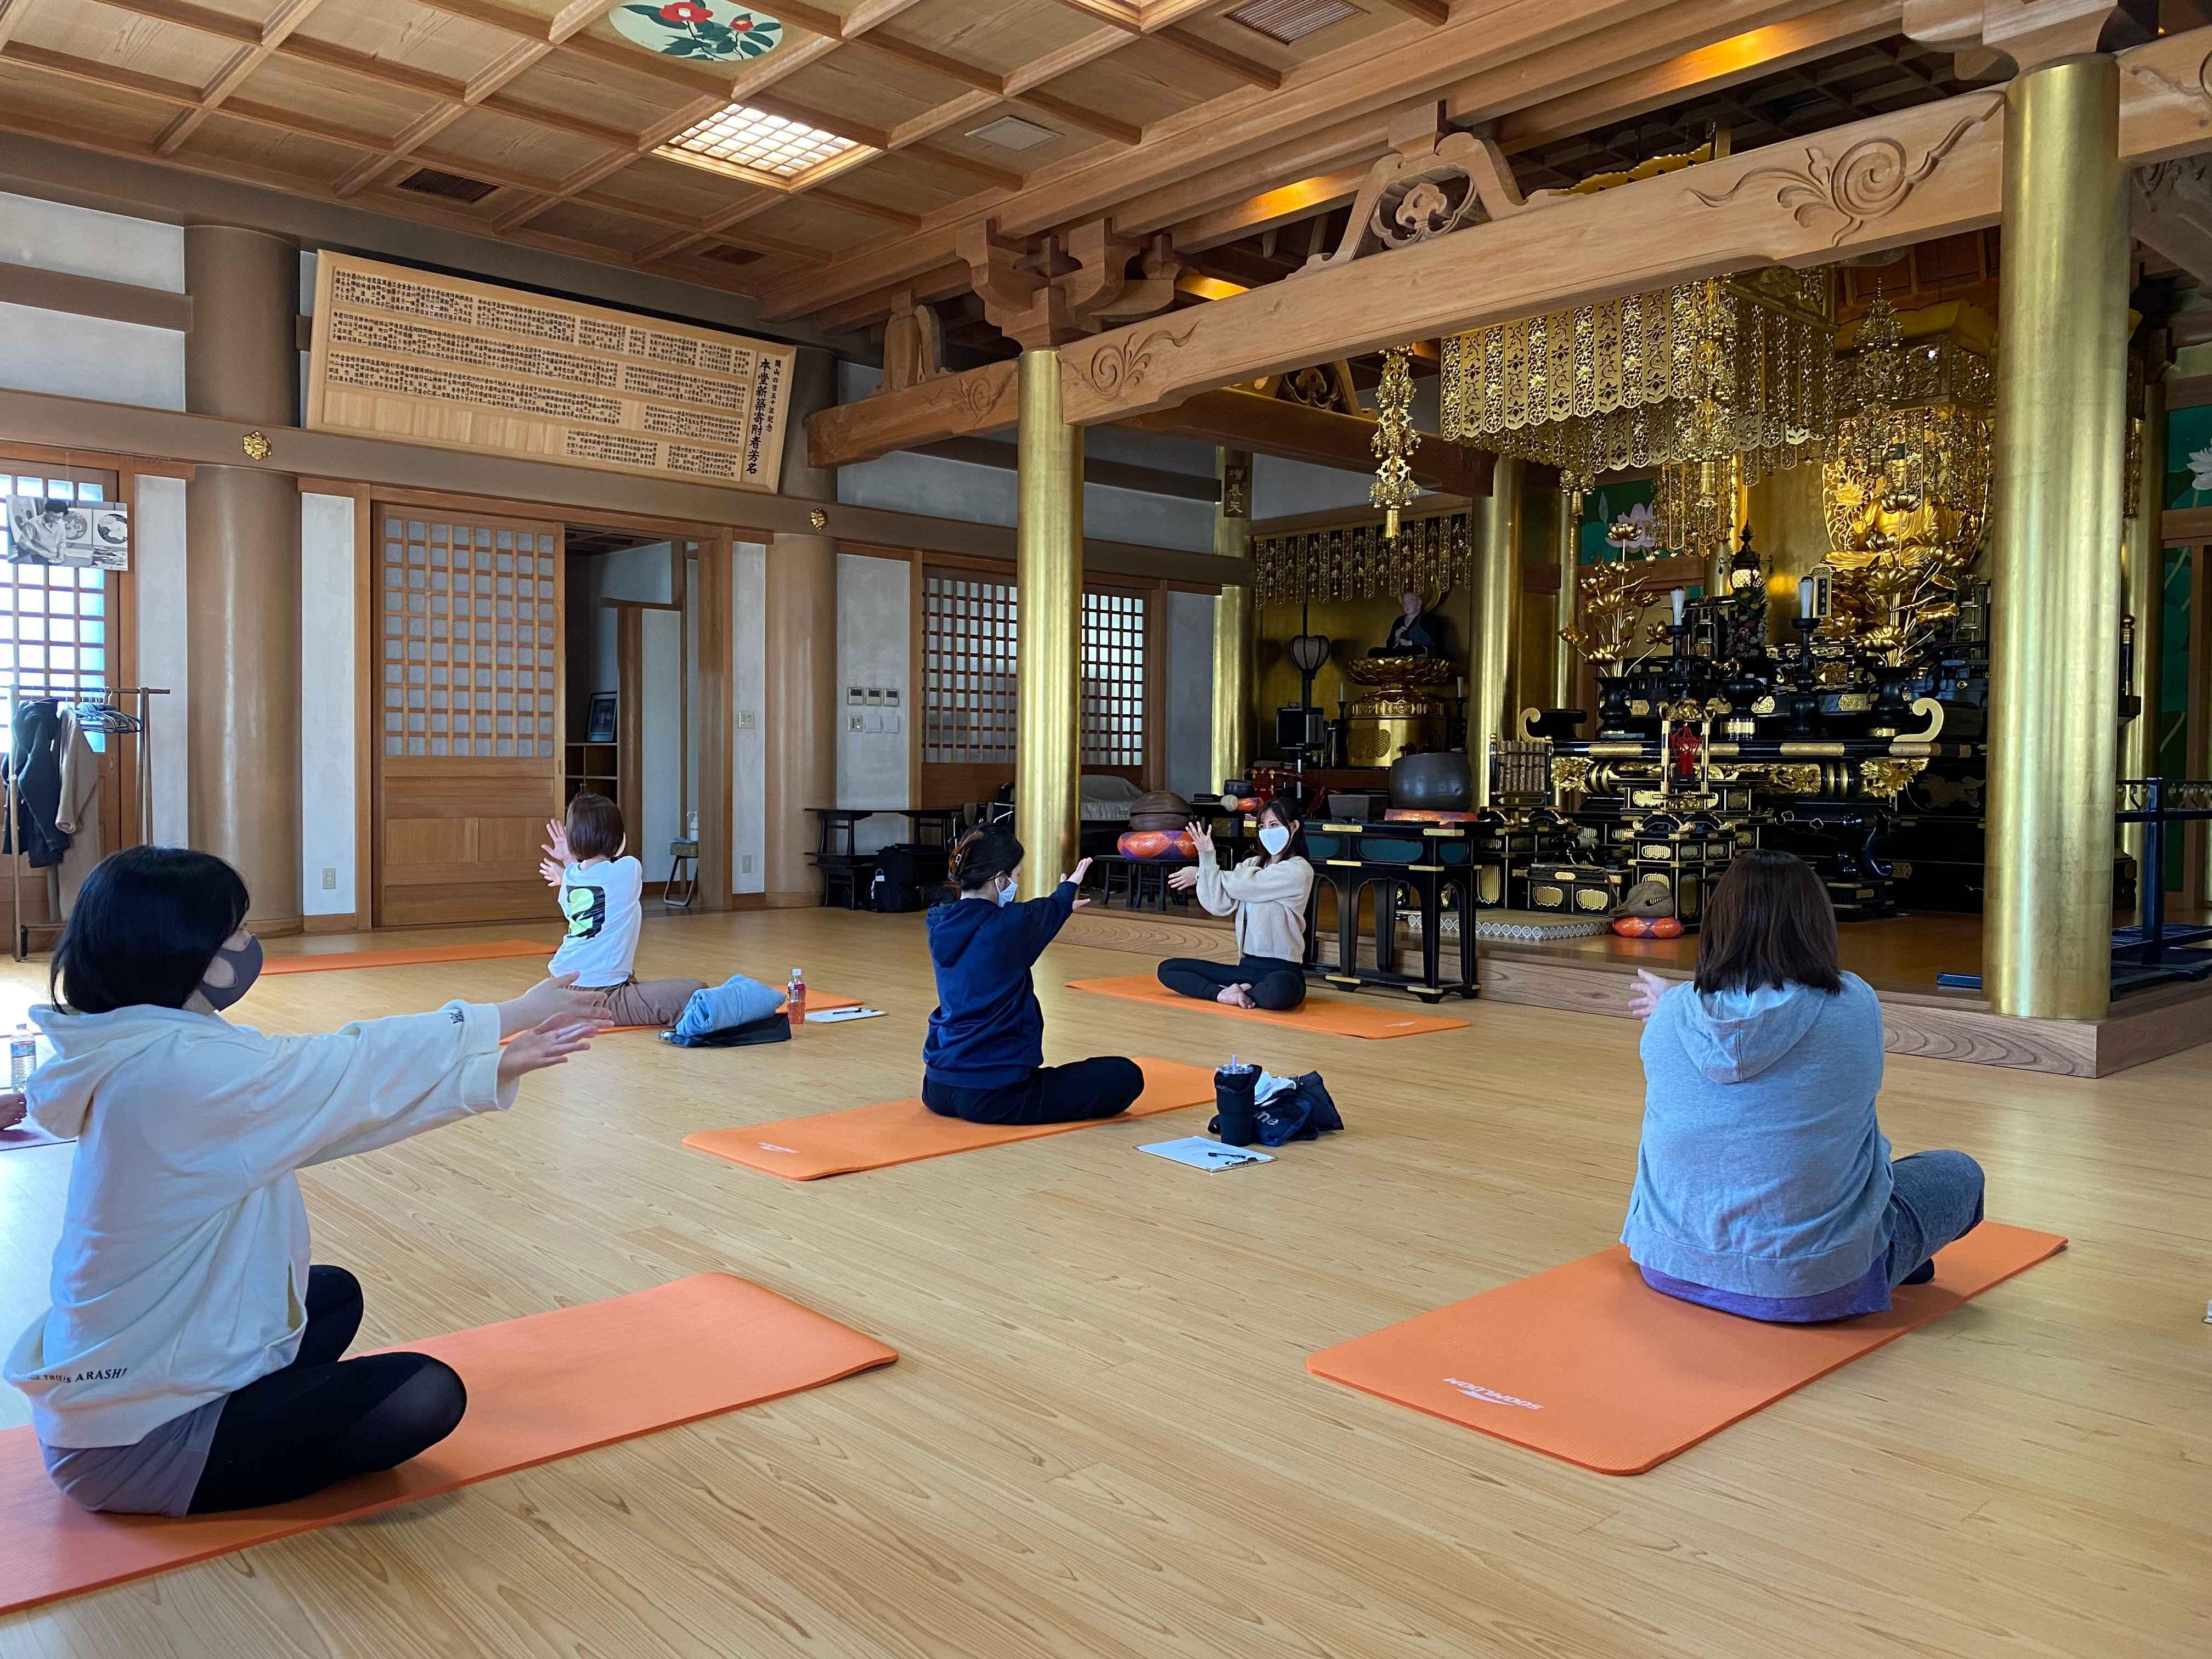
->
xmin=966 ymin=115 xmax=1061 ymax=151
xmin=397 ymin=167 xmax=498 ymax=204
xmin=1226 ymin=0 xmax=1363 ymax=45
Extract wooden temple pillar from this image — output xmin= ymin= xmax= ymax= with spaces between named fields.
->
xmin=1015 ymin=349 xmax=1083 ymax=897
xmin=1984 ymin=17 xmax=2137 ymax=1021
xmin=2121 ymin=376 xmax=2167 ymax=881
xmin=184 ymin=225 xmax=302 ymax=934
xmin=764 ymin=348 xmax=841 ymax=907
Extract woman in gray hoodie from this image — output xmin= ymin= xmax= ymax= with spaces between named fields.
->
xmin=1622 ymin=849 xmax=1985 ymax=1323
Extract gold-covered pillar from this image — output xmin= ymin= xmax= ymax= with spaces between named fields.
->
xmin=1016 ymin=349 xmax=1082 ymax=898
xmin=1469 ymin=458 xmax=1523 ymax=806
xmin=1211 ymin=449 xmax=1252 ymax=791
xmin=2121 ymin=379 xmax=2166 ymax=876
xmin=1986 ymin=54 xmax=2130 ymax=1020
xmin=1549 ymin=482 xmax=1577 ymax=709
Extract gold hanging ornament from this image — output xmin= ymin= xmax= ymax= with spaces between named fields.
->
xmin=1370 ymin=345 xmax=1420 ymax=539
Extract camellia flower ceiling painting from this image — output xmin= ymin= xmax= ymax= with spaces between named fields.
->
xmin=612 ymin=1 xmax=784 ymax=63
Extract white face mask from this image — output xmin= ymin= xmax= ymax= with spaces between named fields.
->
xmin=995 ymin=876 xmax=1019 ymax=906
xmin=1259 ymin=824 xmax=1293 ymax=856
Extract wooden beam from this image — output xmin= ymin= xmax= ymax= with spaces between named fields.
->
xmin=0 ymin=258 xmax=194 ymax=330
xmin=1016 ymin=89 xmax=1145 ymax=146
xmin=0 ymin=0 xmax=31 ymax=52
xmin=1152 ymin=25 xmax=1283 ymax=91
xmin=810 ymin=26 xmax=2212 ymax=463
xmin=1369 ymin=0 xmax=1453 ymax=23
xmin=2133 ymin=163 xmax=2212 ymax=288
xmin=1165 ymin=166 xmax=1375 ymax=251
xmin=1122 ymin=388 xmax=1495 ymax=496
xmin=911 ymin=435 xmax=1223 ymax=500
xmin=810 ymin=361 xmax=1022 ymax=469
xmin=155 ymin=0 xmax=335 ymax=157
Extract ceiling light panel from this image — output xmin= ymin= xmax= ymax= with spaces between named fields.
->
xmin=966 ymin=115 xmax=1062 ymax=152
xmin=1225 ymin=0 xmax=1363 ymax=46
xmin=660 ymin=103 xmax=860 ymax=183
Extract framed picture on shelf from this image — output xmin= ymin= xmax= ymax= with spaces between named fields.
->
xmin=586 ymin=691 xmax=617 ymax=743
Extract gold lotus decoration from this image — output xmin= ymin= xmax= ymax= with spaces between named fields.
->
xmin=1437 ymin=267 xmax=1841 ymax=496
xmin=1561 ymin=554 xmax=1661 ymax=674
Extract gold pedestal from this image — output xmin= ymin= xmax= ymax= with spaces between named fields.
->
xmin=1986 ymin=55 xmax=2129 ymax=1022
xmin=1344 ymin=699 xmax=1449 ymax=767
xmin=1015 ymin=348 xmax=1082 ymax=899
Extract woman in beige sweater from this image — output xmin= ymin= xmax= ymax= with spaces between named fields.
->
xmin=1158 ymin=799 xmax=1316 ymax=1011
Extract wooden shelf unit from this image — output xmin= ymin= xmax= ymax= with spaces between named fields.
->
xmin=565 ymin=740 xmax=618 ymax=806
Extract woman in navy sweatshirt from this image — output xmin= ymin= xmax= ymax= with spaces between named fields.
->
xmin=922 ymin=824 xmax=1144 ymax=1126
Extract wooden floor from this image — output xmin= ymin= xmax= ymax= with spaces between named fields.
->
xmin=2 ymin=909 xmax=2209 ymax=1658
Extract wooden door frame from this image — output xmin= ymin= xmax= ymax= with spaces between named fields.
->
xmin=350 ymin=483 xmax=738 ymax=924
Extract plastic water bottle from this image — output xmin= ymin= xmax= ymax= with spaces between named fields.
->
xmin=786 ymin=968 xmax=807 ymax=1029
xmin=1214 ymin=1054 xmax=1259 ymax=1147
xmin=8 ymin=1024 xmax=35 ymax=1090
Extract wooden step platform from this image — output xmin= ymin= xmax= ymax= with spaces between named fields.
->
xmin=1058 ymin=907 xmax=2212 ymax=1078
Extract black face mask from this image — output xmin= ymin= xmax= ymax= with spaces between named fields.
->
xmin=196 ymin=931 xmax=263 ymax=1012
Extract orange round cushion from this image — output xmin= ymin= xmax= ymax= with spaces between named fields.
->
xmin=1119 ymin=830 xmax=1195 ymax=860
xmin=1612 ymin=916 xmax=1655 ymax=938
xmin=1647 ymin=917 xmax=1685 ymax=939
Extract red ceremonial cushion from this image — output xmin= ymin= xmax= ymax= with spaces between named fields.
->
xmin=1612 ymin=916 xmax=1654 ymax=938
xmin=1648 ymin=917 xmax=1685 ymax=939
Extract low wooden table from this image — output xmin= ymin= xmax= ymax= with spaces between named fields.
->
xmin=1093 ymin=855 xmax=1195 ymax=913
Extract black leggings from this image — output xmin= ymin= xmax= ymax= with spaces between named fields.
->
xmin=1158 ymin=954 xmax=1307 ymax=1012
xmin=188 ymin=1265 xmax=467 ymax=1514
xmin=923 ymin=1056 xmax=1145 ymax=1126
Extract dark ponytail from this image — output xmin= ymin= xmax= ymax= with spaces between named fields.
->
xmin=947 ymin=823 xmax=1023 ymax=893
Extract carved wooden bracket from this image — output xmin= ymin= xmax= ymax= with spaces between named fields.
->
xmin=1904 ymin=0 xmax=2155 ymax=76
xmin=2132 ymin=155 xmax=2212 ymax=285
xmin=1300 ymin=103 xmax=1557 ymax=275
xmin=958 ymin=217 xmax=1183 ymax=351
xmin=878 ymin=289 xmax=947 ymax=396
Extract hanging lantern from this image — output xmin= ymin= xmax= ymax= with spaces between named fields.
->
xmin=1370 ymin=346 xmax=1420 ymax=539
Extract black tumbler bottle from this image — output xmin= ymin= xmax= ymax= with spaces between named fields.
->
xmin=1214 ymin=1056 xmax=1259 ymax=1147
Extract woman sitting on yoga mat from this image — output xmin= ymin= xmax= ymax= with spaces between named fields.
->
xmin=923 ymin=824 xmax=1144 ymax=1127
xmin=1158 ymin=799 xmax=1314 ymax=1012
xmin=1621 ymin=848 xmax=1985 ymax=1323
xmin=539 ymin=792 xmax=707 ymax=1029
xmin=4 ymin=846 xmax=607 ymax=1516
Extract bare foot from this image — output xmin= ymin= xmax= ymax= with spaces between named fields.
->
xmin=1216 ymin=984 xmax=1257 ymax=1009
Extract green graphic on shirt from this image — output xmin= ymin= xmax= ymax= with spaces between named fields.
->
xmin=562 ymin=883 xmax=607 ymax=940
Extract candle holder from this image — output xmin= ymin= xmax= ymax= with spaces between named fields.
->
xmin=1788 ymin=616 xmax=1824 ymax=737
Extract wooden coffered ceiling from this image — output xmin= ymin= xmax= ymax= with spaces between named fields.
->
xmin=2 ymin=0 xmax=2186 ymax=362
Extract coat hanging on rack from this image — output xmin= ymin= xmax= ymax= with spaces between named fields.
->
xmin=51 ymin=708 xmax=103 ymax=918
xmin=8 ymin=698 xmax=69 ymax=868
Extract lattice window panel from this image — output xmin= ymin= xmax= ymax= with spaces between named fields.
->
xmin=0 ymin=472 xmax=114 ymax=740
xmin=1081 ymin=590 xmax=1147 ymax=769
xmin=923 ymin=572 xmax=1018 ymax=765
xmin=380 ymin=514 xmax=558 ymax=761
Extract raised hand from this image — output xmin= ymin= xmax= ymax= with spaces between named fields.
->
xmin=543 ymin=817 xmax=572 ymax=865
xmin=496 ymin=1014 xmax=597 ymax=1085
xmin=1167 ymin=866 xmax=1199 ymax=893
xmin=499 ymin=972 xmax=610 ymax=1039
xmin=1627 ymin=969 xmax=1669 ymax=1022
xmin=1186 ymin=821 xmax=1215 ymax=859
xmin=1062 ymin=856 xmax=1093 ymax=890
xmin=539 ymin=855 xmax=565 ymax=889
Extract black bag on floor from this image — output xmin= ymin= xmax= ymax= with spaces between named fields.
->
xmin=661 ymin=1013 xmax=789 ymax=1049
xmin=871 ymin=843 xmax=949 ymax=912
xmin=1207 ymin=1071 xmax=1345 ymax=1148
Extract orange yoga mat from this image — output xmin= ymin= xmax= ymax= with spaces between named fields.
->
xmin=1066 ymin=974 xmax=1468 ymax=1039
xmin=0 ymin=1273 xmax=896 ymax=1615
xmin=1307 ymin=1223 xmax=2067 ymax=1476
xmin=262 ymin=939 xmax=551 ymax=975
xmin=684 ymin=1056 xmax=1215 ymax=1180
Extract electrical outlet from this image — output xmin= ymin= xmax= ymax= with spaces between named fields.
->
xmin=736 ymin=709 xmax=757 ymax=730
xmin=848 ymin=713 xmax=865 ymax=732
xmin=320 ymin=867 xmax=336 ymax=890
xmin=741 ymin=854 xmax=754 ymax=874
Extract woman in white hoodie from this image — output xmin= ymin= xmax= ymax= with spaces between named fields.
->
xmin=4 ymin=847 xmax=607 ymax=1516
xmin=1158 ymin=799 xmax=1316 ymax=1011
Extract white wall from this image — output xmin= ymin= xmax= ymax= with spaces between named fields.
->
xmin=0 ymin=192 xmax=187 ymax=410
xmin=639 ymin=606 xmax=684 ymax=869
xmin=583 ymin=541 xmax=673 ymax=695
xmin=837 ymin=550 xmax=911 ymax=855
xmin=300 ymin=493 xmax=356 ymax=916
xmin=1164 ymin=590 xmax=1216 ymax=799
xmin=732 ymin=542 xmax=766 ymax=894
xmin=132 ymin=473 xmax=189 ymax=846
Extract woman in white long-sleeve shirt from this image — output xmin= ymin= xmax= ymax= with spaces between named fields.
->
xmin=4 ymin=846 xmax=606 ymax=1516
xmin=1159 ymin=799 xmax=1316 ymax=1011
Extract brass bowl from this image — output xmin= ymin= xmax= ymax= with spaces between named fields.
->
xmin=1340 ymin=654 xmax=1458 ymax=691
